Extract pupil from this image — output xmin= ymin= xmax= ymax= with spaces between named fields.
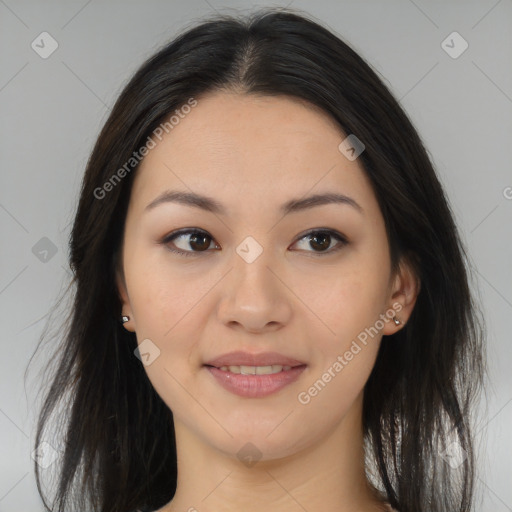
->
xmin=190 ymin=233 xmax=210 ymax=251
xmin=310 ymin=232 xmax=330 ymax=251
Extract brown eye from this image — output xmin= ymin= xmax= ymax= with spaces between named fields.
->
xmin=291 ymin=229 xmax=348 ymax=255
xmin=308 ymin=232 xmax=331 ymax=251
xmin=186 ymin=232 xmax=212 ymax=251
xmin=163 ymin=229 xmax=219 ymax=257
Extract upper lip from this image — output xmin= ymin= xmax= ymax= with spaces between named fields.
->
xmin=204 ymin=351 xmax=306 ymax=368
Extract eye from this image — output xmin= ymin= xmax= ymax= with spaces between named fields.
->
xmin=290 ymin=229 xmax=348 ymax=256
xmin=161 ymin=228 xmax=348 ymax=257
xmin=162 ymin=229 xmax=219 ymax=257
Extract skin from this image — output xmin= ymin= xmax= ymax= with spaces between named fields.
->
xmin=116 ymin=91 xmax=419 ymax=512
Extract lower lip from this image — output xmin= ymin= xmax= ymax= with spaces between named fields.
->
xmin=205 ymin=365 xmax=307 ymax=398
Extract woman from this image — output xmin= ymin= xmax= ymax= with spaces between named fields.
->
xmin=31 ymin=7 xmax=485 ymax=512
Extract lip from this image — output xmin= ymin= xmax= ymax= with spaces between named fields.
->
xmin=204 ymin=351 xmax=305 ymax=368
xmin=205 ymin=365 xmax=307 ymax=398
xmin=203 ymin=351 xmax=307 ymax=398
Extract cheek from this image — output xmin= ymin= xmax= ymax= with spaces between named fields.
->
xmin=125 ymin=242 xmax=209 ymax=334
xmin=296 ymin=346 xmax=376 ymax=433
xmin=126 ymin=265 xmax=205 ymax=411
xmin=297 ymin=260 xmax=390 ymax=345
xmin=298 ymin=253 xmax=391 ymax=393
xmin=298 ymin=275 xmax=387 ymax=416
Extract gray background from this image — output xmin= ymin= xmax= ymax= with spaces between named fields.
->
xmin=1 ymin=0 xmax=511 ymax=510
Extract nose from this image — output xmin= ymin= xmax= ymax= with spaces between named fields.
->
xmin=216 ymin=246 xmax=293 ymax=334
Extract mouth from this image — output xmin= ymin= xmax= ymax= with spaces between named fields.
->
xmin=203 ymin=350 xmax=306 ymax=369
xmin=203 ymin=351 xmax=307 ymax=398
xmin=204 ymin=364 xmax=300 ymax=375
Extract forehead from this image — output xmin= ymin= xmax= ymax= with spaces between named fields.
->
xmin=129 ymin=91 xmax=375 ymax=216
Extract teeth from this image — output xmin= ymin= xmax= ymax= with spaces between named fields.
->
xmin=218 ymin=365 xmax=292 ymax=374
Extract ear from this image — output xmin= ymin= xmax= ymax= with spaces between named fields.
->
xmin=382 ymin=255 xmax=421 ymax=336
xmin=116 ymin=266 xmax=136 ymax=332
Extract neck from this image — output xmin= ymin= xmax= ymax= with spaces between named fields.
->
xmin=161 ymin=392 xmax=389 ymax=512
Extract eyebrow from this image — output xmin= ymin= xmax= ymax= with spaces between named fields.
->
xmin=144 ymin=190 xmax=363 ymax=216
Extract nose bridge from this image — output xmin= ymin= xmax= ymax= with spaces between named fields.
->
xmin=235 ymin=236 xmax=274 ymax=293
xmin=216 ymin=234 xmax=291 ymax=331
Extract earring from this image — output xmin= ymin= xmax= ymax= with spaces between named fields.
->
xmin=121 ymin=315 xmax=130 ymax=324
xmin=393 ymin=316 xmax=401 ymax=326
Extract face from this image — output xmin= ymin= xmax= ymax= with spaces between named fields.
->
xmin=116 ymin=91 xmax=416 ymax=461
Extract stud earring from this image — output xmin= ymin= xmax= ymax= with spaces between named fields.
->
xmin=121 ymin=315 xmax=130 ymax=324
xmin=393 ymin=316 xmax=401 ymax=326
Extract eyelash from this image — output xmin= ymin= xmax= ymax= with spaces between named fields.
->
xmin=161 ymin=228 xmax=348 ymax=258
